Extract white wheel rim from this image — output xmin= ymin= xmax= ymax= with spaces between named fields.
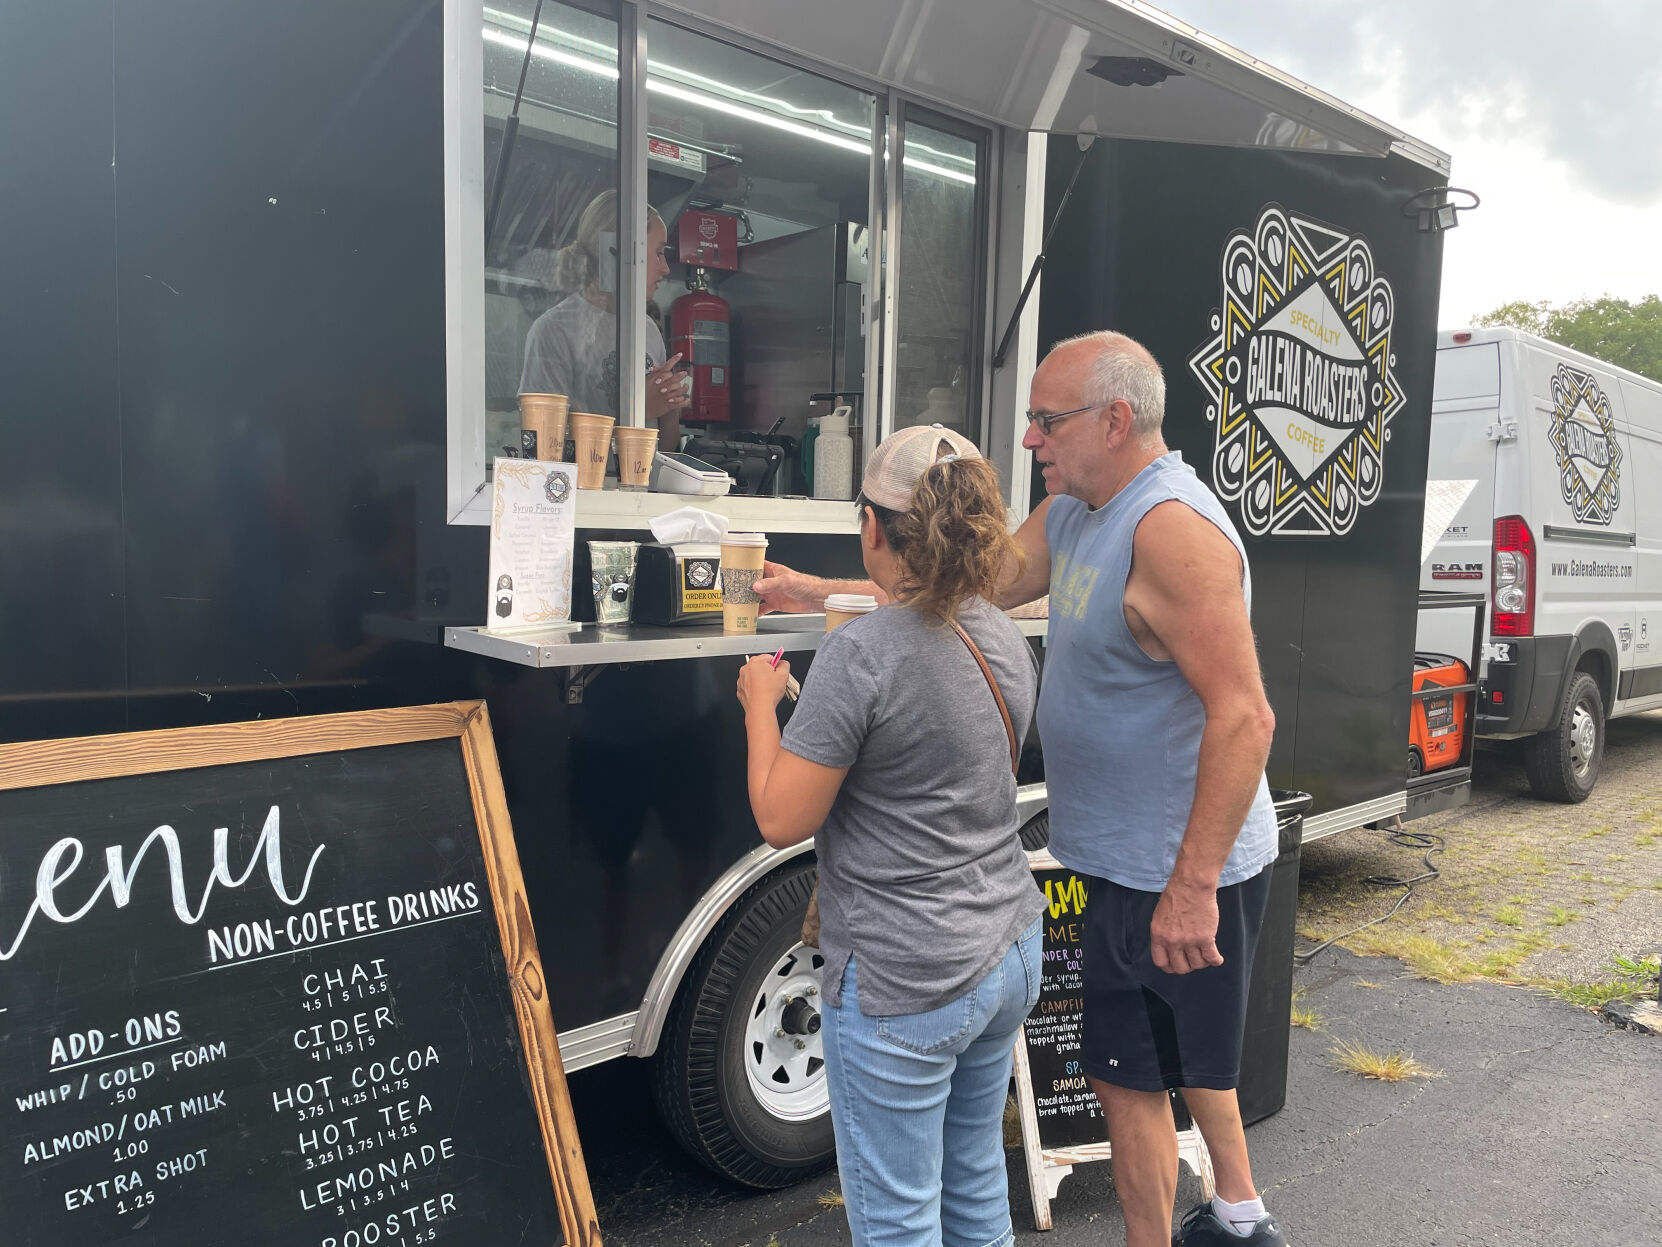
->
xmin=742 ymin=943 xmax=829 ymax=1122
xmin=1570 ymin=702 xmax=1597 ymax=780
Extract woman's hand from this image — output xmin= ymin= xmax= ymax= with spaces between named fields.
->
xmin=646 ymin=354 xmax=690 ymax=422
xmin=736 ymin=655 xmax=792 ymax=713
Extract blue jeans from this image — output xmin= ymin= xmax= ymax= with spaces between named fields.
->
xmin=822 ymin=918 xmax=1043 ymax=1247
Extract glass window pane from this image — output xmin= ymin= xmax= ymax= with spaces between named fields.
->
xmin=893 ymin=116 xmax=985 ymax=445
xmin=482 ymin=1 xmax=620 ymax=462
xmin=646 ymin=19 xmax=875 ymax=496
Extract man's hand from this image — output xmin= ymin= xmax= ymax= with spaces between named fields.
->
xmin=1149 ymin=881 xmax=1223 ymax=975
xmin=753 ymin=561 xmax=829 ymax=615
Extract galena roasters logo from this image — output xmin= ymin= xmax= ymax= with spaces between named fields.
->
xmin=1189 ymin=204 xmax=1406 ymax=538
xmin=1546 ymin=363 xmax=1621 ymax=525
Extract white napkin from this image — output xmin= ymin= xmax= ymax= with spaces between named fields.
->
xmin=649 ymin=505 xmax=729 ymax=545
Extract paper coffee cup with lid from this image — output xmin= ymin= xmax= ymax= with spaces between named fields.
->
xmin=719 ymin=531 xmax=769 ymax=634
xmin=824 ymin=593 xmax=879 ymax=631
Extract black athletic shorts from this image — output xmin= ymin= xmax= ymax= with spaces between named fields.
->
xmin=1080 ymin=866 xmax=1273 ymax=1092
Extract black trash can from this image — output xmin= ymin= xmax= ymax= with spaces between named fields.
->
xmin=1237 ymin=789 xmax=1313 ymax=1127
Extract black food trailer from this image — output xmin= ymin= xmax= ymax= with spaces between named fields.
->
xmin=2 ymin=0 xmax=1466 ymax=1191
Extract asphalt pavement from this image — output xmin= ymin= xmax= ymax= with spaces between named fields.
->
xmin=569 ymin=946 xmax=1660 ymax=1246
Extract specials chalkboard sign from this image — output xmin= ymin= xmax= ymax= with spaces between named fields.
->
xmin=1020 ymin=865 xmax=1102 ymax=1146
xmin=1012 ymin=855 xmax=1211 ymax=1231
xmin=0 ymin=703 xmax=600 ymax=1247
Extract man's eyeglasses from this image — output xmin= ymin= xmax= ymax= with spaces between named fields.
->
xmin=1024 ymin=403 xmax=1099 ymax=435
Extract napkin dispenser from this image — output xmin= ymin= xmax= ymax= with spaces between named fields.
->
xmin=631 ymin=542 xmax=724 ymax=625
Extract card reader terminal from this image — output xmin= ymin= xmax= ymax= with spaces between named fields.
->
xmin=651 ymin=451 xmax=734 ymax=496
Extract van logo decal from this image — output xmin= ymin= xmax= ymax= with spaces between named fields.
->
xmin=1547 ymin=364 xmax=1621 ymax=525
xmin=1188 ymin=204 xmax=1405 ymax=538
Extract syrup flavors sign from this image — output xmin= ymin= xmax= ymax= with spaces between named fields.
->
xmin=1547 ymin=363 xmax=1622 ymax=524
xmin=1189 ymin=204 xmax=1407 ymax=538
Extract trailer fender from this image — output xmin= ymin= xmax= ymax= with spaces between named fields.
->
xmin=630 ymin=841 xmax=816 ymax=1059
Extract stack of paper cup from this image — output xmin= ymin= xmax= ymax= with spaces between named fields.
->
xmin=568 ymin=412 xmax=615 ymax=489
xmin=614 ymin=426 xmax=660 ymax=491
xmin=824 ymin=593 xmax=879 ymax=631
xmin=720 ymin=532 xmax=769 ymax=634
xmin=518 ymin=393 xmax=569 ymax=461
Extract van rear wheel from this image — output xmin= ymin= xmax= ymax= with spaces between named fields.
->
xmin=1525 ymin=671 xmax=1604 ymax=803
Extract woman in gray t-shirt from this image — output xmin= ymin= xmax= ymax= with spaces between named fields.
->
xmin=736 ymin=425 xmax=1046 ymax=1247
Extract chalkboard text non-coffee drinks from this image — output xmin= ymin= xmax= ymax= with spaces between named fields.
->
xmin=719 ymin=532 xmax=768 ymax=634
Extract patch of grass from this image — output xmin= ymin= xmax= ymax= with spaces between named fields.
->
xmin=1537 ymin=978 xmax=1647 ymax=1009
xmin=1290 ymin=998 xmax=1323 ymax=1030
xmin=1584 ymin=824 xmax=1612 ymax=838
xmin=1636 ymin=831 xmax=1657 ymax=848
xmin=1493 ymin=904 xmax=1526 ymax=927
xmin=1330 ymin=1040 xmax=1439 ymax=1082
xmin=1609 ymin=953 xmax=1661 ymax=978
xmin=1546 ymin=906 xmax=1580 ymax=927
xmin=817 ymin=1190 xmax=844 ymax=1209
xmin=1345 ymin=929 xmax=1476 ymax=983
xmin=1355 ymin=979 xmax=1383 ymax=989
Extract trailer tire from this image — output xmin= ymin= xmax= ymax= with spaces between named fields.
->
xmin=1524 ymin=670 xmax=1604 ymax=803
xmin=651 ymin=859 xmax=835 ymax=1189
xmin=1018 ymin=810 xmax=1051 ymax=851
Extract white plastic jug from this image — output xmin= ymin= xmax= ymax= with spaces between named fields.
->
xmin=814 ymin=405 xmax=854 ymax=501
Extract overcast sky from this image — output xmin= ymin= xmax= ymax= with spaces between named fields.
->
xmin=1157 ymin=0 xmax=1662 ymax=328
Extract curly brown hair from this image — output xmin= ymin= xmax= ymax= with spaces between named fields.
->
xmin=860 ymin=455 xmax=1022 ymax=621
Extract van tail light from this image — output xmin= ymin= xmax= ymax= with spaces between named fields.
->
xmin=1492 ymin=515 xmax=1534 ymax=636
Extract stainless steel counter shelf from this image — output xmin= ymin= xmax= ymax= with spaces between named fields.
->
xmin=445 ymin=615 xmax=1050 ymax=701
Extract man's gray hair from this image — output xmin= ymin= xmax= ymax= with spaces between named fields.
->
xmin=1056 ymin=331 xmax=1166 ymax=440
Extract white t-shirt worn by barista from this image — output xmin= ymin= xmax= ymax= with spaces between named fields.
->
xmin=518 ymin=293 xmax=666 ymax=418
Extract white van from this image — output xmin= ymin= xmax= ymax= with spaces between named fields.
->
xmin=1420 ymin=326 xmax=1662 ymax=801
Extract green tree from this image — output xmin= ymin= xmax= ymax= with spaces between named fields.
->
xmin=1472 ymin=295 xmax=1662 ymax=383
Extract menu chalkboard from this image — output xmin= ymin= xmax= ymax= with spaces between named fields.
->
xmin=1012 ymin=858 xmax=1210 ymax=1231
xmin=1023 ymin=865 xmax=1105 ymax=1148
xmin=0 ymin=704 xmax=600 ymax=1247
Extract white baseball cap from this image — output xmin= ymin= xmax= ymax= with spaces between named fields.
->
xmin=860 ymin=424 xmax=982 ymax=511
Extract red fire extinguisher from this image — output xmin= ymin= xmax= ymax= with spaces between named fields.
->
xmin=669 ymin=268 xmax=731 ymax=425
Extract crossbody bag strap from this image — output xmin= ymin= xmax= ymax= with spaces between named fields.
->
xmin=946 ymin=616 xmax=1020 ymax=776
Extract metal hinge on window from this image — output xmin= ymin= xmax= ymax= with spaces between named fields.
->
xmin=1485 ymin=419 xmax=1518 ymax=442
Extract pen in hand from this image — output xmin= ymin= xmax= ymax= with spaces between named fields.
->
xmin=768 ymin=647 xmax=800 ymax=701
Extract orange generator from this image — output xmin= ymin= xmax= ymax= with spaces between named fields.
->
xmin=1409 ymin=652 xmax=1471 ymax=777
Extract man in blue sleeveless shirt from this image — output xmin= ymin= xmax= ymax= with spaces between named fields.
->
xmin=1001 ymin=332 xmax=1283 ymax=1247
xmin=755 ymin=333 xmax=1284 ymax=1246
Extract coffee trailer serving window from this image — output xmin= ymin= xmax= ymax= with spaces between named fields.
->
xmin=445 ymin=0 xmax=1008 ymax=533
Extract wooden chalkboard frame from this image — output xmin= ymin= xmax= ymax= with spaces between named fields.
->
xmin=1014 ymin=851 xmax=1213 ymax=1231
xmin=0 ymin=701 xmax=602 ymax=1247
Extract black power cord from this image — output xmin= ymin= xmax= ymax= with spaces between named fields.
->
xmin=1294 ymin=827 xmax=1446 ymax=966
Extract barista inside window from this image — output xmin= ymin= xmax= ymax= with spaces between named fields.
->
xmin=518 ymin=190 xmax=690 ymax=443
